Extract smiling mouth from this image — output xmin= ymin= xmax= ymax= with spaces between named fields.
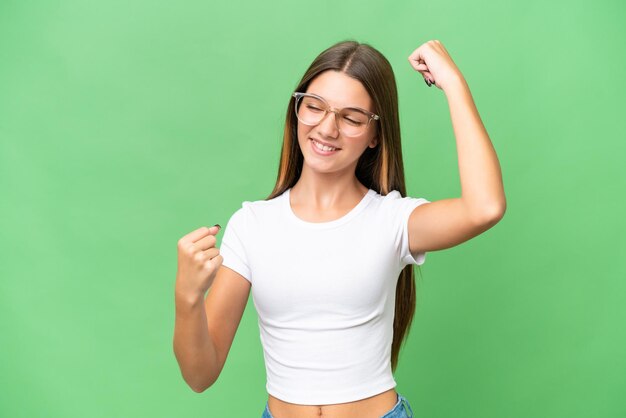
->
xmin=311 ymin=138 xmax=341 ymax=151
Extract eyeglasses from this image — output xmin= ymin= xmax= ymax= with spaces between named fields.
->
xmin=292 ymin=92 xmax=380 ymax=137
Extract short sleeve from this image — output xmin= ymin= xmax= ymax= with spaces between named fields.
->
xmin=219 ymin=204 xmax=252 ymax=283
xmin=386 ymin=191 xmax=431 ymax=267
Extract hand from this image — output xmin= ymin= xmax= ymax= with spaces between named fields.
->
xmin=408 ymin=40 xmax=464 ymax=91
xmin=175 ymin=225 xmax=223 ymax=302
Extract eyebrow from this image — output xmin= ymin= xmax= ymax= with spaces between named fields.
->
xmin=308 ymin=92 xmax=372 ymax=114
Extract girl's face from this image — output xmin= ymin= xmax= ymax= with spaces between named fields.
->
xmin=296 ymin=70 xmax=378 ymax=176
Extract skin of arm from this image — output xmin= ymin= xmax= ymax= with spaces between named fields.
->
xmin=173 ymin=292 xmax=219 ymax=393
xmin=407 ymin=62 xmax=506 ymax=254
xmin=446 ymin=75 xmax=506 ymax=220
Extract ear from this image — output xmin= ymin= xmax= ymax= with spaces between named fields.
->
xmin=368 ymin=135 xmax=379 ymax=148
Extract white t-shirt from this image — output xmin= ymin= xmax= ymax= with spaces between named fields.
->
xmin=219 ymin=187 xmax=430 ymax=404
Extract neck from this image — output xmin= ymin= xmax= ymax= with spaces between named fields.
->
xmin=290 ymin=168 xmax=368 ymax=210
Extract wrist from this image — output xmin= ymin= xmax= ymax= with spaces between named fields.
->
xmin=443 ymin=72 xmax=469 ymax=96
xmin=175 ymin=287 xmax=205 ymax=309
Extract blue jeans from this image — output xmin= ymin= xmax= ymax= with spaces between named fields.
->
xmin=262 ymin=392 xmax=414 ymax=418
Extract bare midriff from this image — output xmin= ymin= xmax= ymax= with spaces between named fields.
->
xmin=267 ymin=388 xmax=398 ymax=418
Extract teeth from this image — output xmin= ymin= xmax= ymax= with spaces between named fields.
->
xmin=313 ymin=140 xmax=337 ymax=152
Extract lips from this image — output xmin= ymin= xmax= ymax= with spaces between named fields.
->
xmin=309 ymin=138 xmax=340 ymax=156
xmin=310 ymin=138 xmax=341 ymax=150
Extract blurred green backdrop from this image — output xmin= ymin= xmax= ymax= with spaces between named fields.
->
xmin=1 ymin=0 xmax=624 ymax=417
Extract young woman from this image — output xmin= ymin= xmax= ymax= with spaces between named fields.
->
xmin=174 ymin=40 xmax=506 ymax=418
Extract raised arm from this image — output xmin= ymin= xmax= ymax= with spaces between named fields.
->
xmin=407 ymin=40 xmax=506 ymax=253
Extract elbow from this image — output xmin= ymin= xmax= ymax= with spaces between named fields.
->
xmin=494 ymin=199 xmax=507 ymax=221
xmin=487 ymin=204 xmax=506 ymax=223
xmin=484 ymin=195 xmax=507 ymax=222
xmin=473 ymin=202 xmax=506 ymax=226
xmin=465 ymin=195 xmax=506 ymax=226
xmin=173 ymin=345 xmax=220 ymax=394
xmin=190 ymin=383 xmax=208 ymax=393
xmin=178 ymin=366 xmax=217 ymax=393
xmin=187 ymin=376 xmax=215 ymax=393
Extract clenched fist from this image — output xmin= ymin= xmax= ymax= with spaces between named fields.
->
xmin=175 ymin=225 xmax=223 ymax=301
xmin=408 ymin=39 xmax=464 ymax=91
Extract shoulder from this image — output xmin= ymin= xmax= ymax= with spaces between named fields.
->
xmin=242 ymin=192 xmax=283 ymax=212
xmin=366 ymin=189 xmax=430 ymax=234
xmin=228 ymin=191 xmax=285 ymax=225
xmin=370 ymin=189 xmax=429 ymax=209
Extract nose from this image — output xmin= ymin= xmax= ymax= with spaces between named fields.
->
xmin=317 ymin=110 xmax=339 ymax=137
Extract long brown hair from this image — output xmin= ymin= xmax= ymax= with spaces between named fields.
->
xmin=265 ymin=40 xmax=421 ymax=372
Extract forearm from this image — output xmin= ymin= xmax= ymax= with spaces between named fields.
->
xmin=444 ymin=75 xmax=506 ymax=221
xmin=173 ymin=292 xmax=219 ymax=392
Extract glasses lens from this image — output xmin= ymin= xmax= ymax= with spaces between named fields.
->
xmin=338 ymin=109 xmax=370 ymax=136
xmin=296 ymin=95 xmax=326 ymax=125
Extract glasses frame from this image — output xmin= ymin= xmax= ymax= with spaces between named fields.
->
xmin=292 ymin=92 xmax=380 ymax=137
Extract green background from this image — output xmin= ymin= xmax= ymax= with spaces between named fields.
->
xmin=1 ymin=0 xmax=624 ymax=417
